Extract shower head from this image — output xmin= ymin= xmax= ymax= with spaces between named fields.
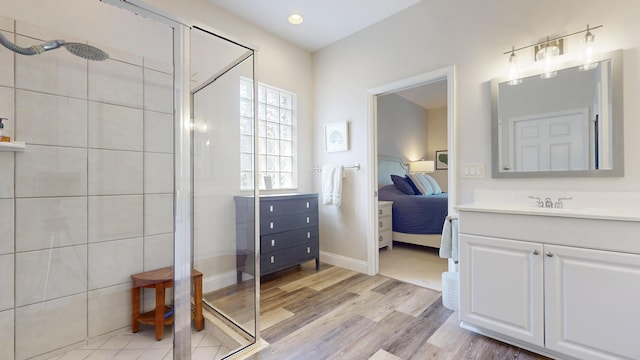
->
xmin=0 ymin=32 xmax=109 ymax=61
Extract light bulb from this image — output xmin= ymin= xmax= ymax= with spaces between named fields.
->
xmin=579 ymin=25 xmax=598 ymax=71
xmin=507 ymin=48 xmax=522 ymax=85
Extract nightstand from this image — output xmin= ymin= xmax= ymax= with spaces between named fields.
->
xmin=378 ymin=200 xmax=393 ymax=249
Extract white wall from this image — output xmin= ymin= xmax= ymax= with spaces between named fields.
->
xmin=377 ymin=93 xmax=428 ymax=161
xmin=313 ymin=0 xmax=640 ymax=265
xmin=427 ymin=106 xmax=448 ymax=192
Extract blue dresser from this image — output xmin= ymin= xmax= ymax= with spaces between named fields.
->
xmin=235 ymin=193 xmax=319 ymax=280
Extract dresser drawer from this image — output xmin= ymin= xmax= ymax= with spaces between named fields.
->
xmin=379 ymin=230 xmax=392 ymax=246
xmin=261 ymin=242 xmax=319 ymax=275
xmin=261 ymin=227 xmax=318 ymax=254
xmin=261 ymin=213 xmax=318 ymax=235
xmin=378 ymin=204 xmax=392 ymax=217
xmin=378 ymin=216 xmax=392 ymax=231
xmin=261 ymin=196 xmax=318 ymax=218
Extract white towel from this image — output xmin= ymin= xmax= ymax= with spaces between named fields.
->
xmin=322 ymin=164 xmax=343 ymax=206
xmin=439 ymin=216 xmax=459 ymax=261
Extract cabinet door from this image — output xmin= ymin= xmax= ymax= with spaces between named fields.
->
xmin=460 ymin=234 xmax=544 ymax=346
xmin=545 ymin=245 xmax=640 ymax=360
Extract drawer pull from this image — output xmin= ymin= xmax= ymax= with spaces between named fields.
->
xmin=307 ymin=247 xmax=311 ymax=254
xmin=269 ymin=205 xmax=274 ymax=212
xmin=306 ymin=201 xmax=310 ymax=209
xmin=271 ymin=239 xmax=276 ymax=247
xmin=270 ymin=222 xmax=274 ymax=229
xmin=379 ymin=221 xmax=383 ymax=228
xmin=379 ymin=209 xmax=383 ymax=215
xmin=270 ymin=256 xmax=275 ymax=264
xmin=307 ymin=232 xmax=311 ymax=239
xmin=306 ymin=217 xmax=310 ymax=224
xmin=379 ymin=235 xmax=383 ymax=242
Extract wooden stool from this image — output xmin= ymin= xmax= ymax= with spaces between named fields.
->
xmin=131 ymin=267 xmax=204 ymax=340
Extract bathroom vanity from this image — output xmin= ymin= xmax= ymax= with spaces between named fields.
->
xmin=457 ymin=201 xmax=640 ymax=360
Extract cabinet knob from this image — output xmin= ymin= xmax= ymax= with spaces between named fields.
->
xmin=307 ymin=247 xmax=311 ymax=254
xmin=306 ymin=217 xmax=310 ymax=224
xmin=379 ymin=209 xmax=383 ymax=215
xmin=270 ymin=222 xmax=274 ymax=229
xmin=379 ymin=221 xmax=383 ymax=228
xmin=270 ymin=256 xmax=275 ymax=264
xmin=271 ymin=239 xmax=276 ymax=247
xmin=532 ymin=249 xmax=539 ymax=255
xmin=379 ymin=235 xmax=383 ymax=242
xmin=306 ymin=202 xmax=310 ymax=209
xmin=269 ymin=205 xmax=274 ymax=212
xmin=546 ymin=251 xmax=553 ymax=257
xmin=307 ymin=232 xmax=311 ymax=239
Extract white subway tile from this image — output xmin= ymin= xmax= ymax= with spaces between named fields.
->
xmin=15 ymin=145 xmax=87 ymax=197
xmin=0 ymin=254 xmax=14 ymax=310
xmin=0 ymin=15 xmax=13 ymax=32
xmin=15 ymin=293 xmax=87 ymax=359
xmin=15 ymin=245 xmax=87 ymax=307
xmin=89 ymin=59 xmax=143 ymax=108
xmin=15 ymin=197 xmax=87 ymax=252
xmin=88 ymin=195 xmax=142 ymax=243
xmin=0 ymin=309 xmax=14 ymax=360
xmin=144 ymin=110 xmax=173 ymax=154
xmin=0 ymin=31 xmax=14 ymax=87
xmin=88 ymin=102 xmax=143 ymax=151
xmin=144 ymin=152 xmax=173 ymax=194
xmin=88 ymin=149 xmax=143 ymax=195
xmin=16 ymin=90 xmax=87 ymax=147
xmin=0 ymin=86 xmax=15 ymax=140
xmin=89 ymin=237 xmax=143 ymax=290
xmin=0 ymin=153 xmax=13 ymax=198
xmin=144 ymin=68 xmax=172 ymax=114
xmin=144 ymin=57 xmax=172 ymax=74
xmin=144 ymin=193 xmax=173 ymax=236
xmin=15 ymin=34 xmax=87 ymax=99
xmin=0 ymin=199 xmax=13 ymax=254
xmin=88 ymin=283 xmax=131 ymax=338
xmin=144 ymin=233 xmax=173 ymax=271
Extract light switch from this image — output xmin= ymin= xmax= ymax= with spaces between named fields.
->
xmin=462 ymin=163 xmax=485 ymax=179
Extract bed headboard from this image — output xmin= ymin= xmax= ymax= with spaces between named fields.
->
xmin=378 ymin=155 xmax=409 ymax=187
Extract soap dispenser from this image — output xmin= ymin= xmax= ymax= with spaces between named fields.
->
xmin=0 ymin=118 xmax=9 ymax=142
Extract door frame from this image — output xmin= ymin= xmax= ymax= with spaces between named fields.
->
xmin=366 ymin=65 xmax=456 ymax=275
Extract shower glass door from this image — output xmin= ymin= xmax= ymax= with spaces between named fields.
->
xmin=191 ymin=26 xmax=258 ymax=357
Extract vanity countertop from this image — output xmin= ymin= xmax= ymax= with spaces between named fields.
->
xmin=456 ymin=203 xmax=640 ymax=222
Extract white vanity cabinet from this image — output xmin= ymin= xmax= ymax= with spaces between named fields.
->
xmin=458 ymin=208 xmax=640 ymax=360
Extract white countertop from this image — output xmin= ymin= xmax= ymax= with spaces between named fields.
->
xmin=456 ymin=203 xmax=640 ymax=222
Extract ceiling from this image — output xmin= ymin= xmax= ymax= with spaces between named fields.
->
xmin=205 ymin=0 xmax=422 ymax=52
xmin=396 ymin=80 xmax=448 ymax=110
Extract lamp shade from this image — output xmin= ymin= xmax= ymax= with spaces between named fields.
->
xmin=409 ymin=160 xmax=434 ymax=173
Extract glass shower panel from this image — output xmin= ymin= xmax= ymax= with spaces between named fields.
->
xmin=191 ymin=26 xmax=257 ymax=356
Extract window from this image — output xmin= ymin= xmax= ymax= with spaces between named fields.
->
xmin=240 ymin=79 xmax=297 ymax=190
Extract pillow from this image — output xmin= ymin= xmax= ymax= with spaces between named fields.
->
xmin=407 ymin=173 xmax=435 ymax=196
xmin=422 ymin=174 xmax=443 ymax=194
xmin=404 ymin=176 xmax=422 ymax=195
xmin=390 ymin=174 xmax=416 ymax=195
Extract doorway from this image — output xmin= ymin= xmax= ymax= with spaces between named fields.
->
xmin=366 ymin=66 xmax=456 ymax=277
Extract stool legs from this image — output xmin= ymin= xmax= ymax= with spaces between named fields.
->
xmin=155 ymin=284 xmax=165 ymax=340
xmin=131 ymin=287 xmax=140 ymax=333
xmin=194 ymin=274 xmax=203 ymax=331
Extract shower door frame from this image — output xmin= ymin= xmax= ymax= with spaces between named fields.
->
xmin=100 ymin=1 xmax=261 ymax=358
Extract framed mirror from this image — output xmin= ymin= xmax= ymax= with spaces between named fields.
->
xmin=491 ymin=49 xmax=623 ymax=178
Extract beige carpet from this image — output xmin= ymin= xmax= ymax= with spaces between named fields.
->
xmin=379 ymin=242 xmax=448 ymax=291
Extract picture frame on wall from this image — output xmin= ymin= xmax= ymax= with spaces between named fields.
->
xmin=436 ymin=150 xmax=448 ymax=170
xmin=324 ymin=121 xmax=349 ymax=152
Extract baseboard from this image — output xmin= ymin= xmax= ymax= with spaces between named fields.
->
xmin=320 ymin=251 xmax=369 ymax=274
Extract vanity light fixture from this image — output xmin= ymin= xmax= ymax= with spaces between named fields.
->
xmin=288 ymin=13 xmax=303 ymax=25
xmin=409 ymin=160 xmax=435 ymax=174
xmin=504 ymin=24 xmax=602 ymax=83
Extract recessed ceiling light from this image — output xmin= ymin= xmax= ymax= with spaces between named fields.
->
xmin=288 ymin=14 xmax=303 ymax=25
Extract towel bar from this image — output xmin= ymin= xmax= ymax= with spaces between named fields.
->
xmin=313 ymin=163 xmax=360 ymax=172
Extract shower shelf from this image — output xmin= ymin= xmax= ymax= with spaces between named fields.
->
xmin=0 ymin=141 xmax=26 ymax=151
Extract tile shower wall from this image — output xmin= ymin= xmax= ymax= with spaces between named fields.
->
xmin=0 ymin=17 xmax=174 ymax=360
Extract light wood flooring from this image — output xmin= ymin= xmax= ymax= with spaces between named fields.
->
xmin=232 ymin=261 xmax=552 ymax=360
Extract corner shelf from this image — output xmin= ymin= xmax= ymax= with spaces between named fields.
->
xmin=0 ymin=141 xmax=26 ymax=152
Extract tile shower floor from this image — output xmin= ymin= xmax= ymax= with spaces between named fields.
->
xmin=45 ymin=327 xmax=231 ymax=360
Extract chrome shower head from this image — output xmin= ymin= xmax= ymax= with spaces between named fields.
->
xmin=0 ymin=32 xmax=109 ymax=61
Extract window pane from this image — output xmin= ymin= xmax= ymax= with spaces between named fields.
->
xmin=258 ymin=103 xmax=266 ymax=120
xmin=280 ymin=109 xmax=292 ymax=125
xmin=241 ymin=172 xmax=253 ymax=190
xmin=280 ymin=141 xmax=292 ymax=156
xmin=266 ymin=156 xmax=279 ymax=171
xmin=259 ymin=155 xmax=266 ymax=171
xmin=258 ymin=120 xmax=266 ymax=138
xmin=240 ymin=135 xmax=253 ymax=153
xmin=280 ymin=156 xmax=292 ymax=172
xmin=266 ymin=105 xmax=278 ymax=122
xmin=240 ymin=117 xmax=253 ymax=135
xmin=266 ymin=122 xmax=279 ymax=139
xmin=240 ymin=81 xmax=253 ymax=99
xmin=266 ymin=139 xmax=279 ymax=155
xmin=280 ymin=93 xmax=292 ymax=110
xmin=258 ymin=137 xmax=266 ymax=154
xmin=279 ymin=173 xmax=293 ymax=188
xmin=240 ymin=153 xmax=253 ymax=171
xmin=266 ymin=88 xmax=278 ymax=105
xmin=280 ymin=125 xmax=291 ymax=141
xmin=240 ymin=99 xmax=252 ymax=117
xmin=258 ymin=86 xmax=266 ymax=103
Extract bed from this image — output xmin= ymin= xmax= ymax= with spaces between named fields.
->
xmin=378 ymin=156 xmax=448 ymax=248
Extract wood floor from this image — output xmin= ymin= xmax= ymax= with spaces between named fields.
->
xmin=239 ymin=261 xmax=551 ymax=360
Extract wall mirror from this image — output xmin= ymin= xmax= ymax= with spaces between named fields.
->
xmin=491 ymin=49 xmax=623 ymax=178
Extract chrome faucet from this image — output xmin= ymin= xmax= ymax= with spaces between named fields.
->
xmin=544 ymin=197 xmax=553 ymax=208
xmin=528 ymin=196 xmax=543 ymax=208
xmin=554 ymin=196 xmax=572 ymax=209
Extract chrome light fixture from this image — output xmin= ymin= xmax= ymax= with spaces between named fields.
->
xmin=535 ymin=37 xmax=563 ymax=79
xmin=579 ymin=25 xmax=598 ymax=71
xmin=507 ymin=47 xmax=522 ymax=85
